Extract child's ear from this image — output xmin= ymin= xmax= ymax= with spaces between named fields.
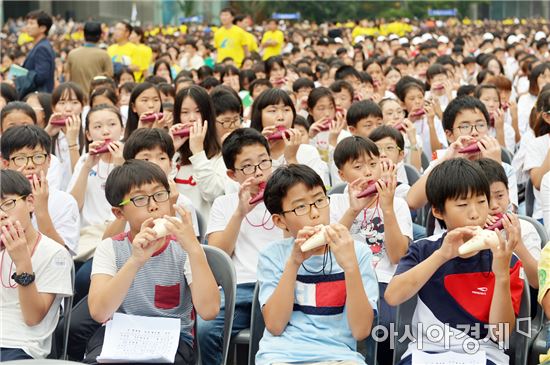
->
xmin=348 ymin=125 xmax=356 ymax=134
xmin=25 ymin=194 xmax=35 ymax=214
xmin=226 ymin=169 xmax=238 ymax=182
xmin=272 ymin=214 xmax=289 ymax=232
xmin=445 ymin=129 xmax=455 ymax=142
xmin=337 ymin=168 xmax=346 ymax=181
xmin=111 ymin=207 xmax=125 ymax=220
xmin=432 ymin=205 xmax=444 ymax=222
xmin=1 ymin=158 xmax=9 ymax=169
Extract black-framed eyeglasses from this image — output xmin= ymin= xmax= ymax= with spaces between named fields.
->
xmin=216 ymin=116 xmax=242 ymax=129
xmin=0 ymin=196 xmax=27 ymax=212
xmin=10 ymin=153 xmax=48 ymax=167
xmin=236 ymin=159 xmax=272 ymax=175
xmin=119 ymin=190 xmax=170 ymax=207
xmin=281 ymin=196 xmax=330 ymax=216
xmin=454 ymin=122 xmax=488 ymax=135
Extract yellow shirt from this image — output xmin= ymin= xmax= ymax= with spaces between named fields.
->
xmin=351 ymin=26 xmax=377 ymax=43
xmin=245 ymin=31 xmax=258 ymax=54
xmin=214 ymin=25 xmax=247 ymax=67
xmin=132 ymin=44 xmax=153 ymax=82
xmin=261 ymin=30 xmax=284 ymax=60
xmin=107 ymin=42 xmax=137 ymax=67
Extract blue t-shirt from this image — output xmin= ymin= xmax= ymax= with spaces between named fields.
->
xmin=255 ymin=238 xmax=379 ymax=365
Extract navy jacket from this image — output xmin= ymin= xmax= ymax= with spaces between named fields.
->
xmin=20 ymin=38 xmax=55 ymax=93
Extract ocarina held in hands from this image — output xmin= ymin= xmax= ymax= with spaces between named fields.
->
xmin=485 ymin=213 xmax=504 ymax=231
xmin=300 ymin=226 xmax=327 ymax=252
xmin=50 ymin=116 xmax=68 ymax=126
xmin=141 ymin=112 xmax=164 ymax=123
xmin=394 ymin=122 xmax=406 ymax=132
xmin=318 ymin=119 xmax=333 ymax=132
xmin=249 ymin=182 xmax=267 ymax=205
xmin=90 ymin=139 xmax=112 ymax=155
xmin=410 ymin=109 xmax=425 ymax=118
xmin=267 ymin=126 xmax=291 ymax=141
xmin=356 ymin=182 xmax=378 ymax=199
xmin=458 ymin=141 xmax=481 ymax=154
xmin=152 ymin=217 xmax=181 ymax=238
xmin=172 ymin=127 xmax=190 ymax=138
xmin=458 ymin=228 xmax=500 ymax=255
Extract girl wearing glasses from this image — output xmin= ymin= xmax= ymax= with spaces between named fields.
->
xmin=379 ymin=98 xmax=422 ymax=171
xmin=170 ymin=85 xmax=226 ymax=218
xmin=250 ymin=88 xmax=330 ymax=186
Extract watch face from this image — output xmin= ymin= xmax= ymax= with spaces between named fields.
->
xmin=12 ymin=272 xmax=35 ymax=286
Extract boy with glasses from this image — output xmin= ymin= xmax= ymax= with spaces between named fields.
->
xmin=407 ymin=97 xmax=518 ymax=212
xmin=255 ymin=164 xmax=378 ymax=364
xmin=198 ymin=128 xmax=283 ymax=365
xmin=0 ymin=169 xmax=73 ymax=360
xmin=1 ymin=125 xmax=80 ymax=255
xmin=85 ymin=160 xmax=220 ymax=364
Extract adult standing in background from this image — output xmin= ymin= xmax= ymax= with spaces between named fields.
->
xmin=261 ymin=19 xmax=284 ymax=61
xmin=107 ymin=21 xmax=137 ymax=75
xmin=214 ymin=8 xmax=248 ymax=67
xmin=15 ymin=10 xmax=55 ymax=96
xmin=129 ymin=26 xmax=152 ymax=82
xmin=66 ymin=21 xmax=113 ymax=94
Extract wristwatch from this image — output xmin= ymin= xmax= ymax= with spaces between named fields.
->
xmin=11 ymin=272 xmax=36 ymax=286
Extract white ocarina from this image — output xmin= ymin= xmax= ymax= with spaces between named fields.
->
xmin=300 ymin=226 xmax=327 ymax=252
xmin=458 ymin=228 xmax=500 ymax=255
xmin=152 ymin=218 xmax=169 ymax=238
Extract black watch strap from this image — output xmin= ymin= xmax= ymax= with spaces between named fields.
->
xmin=11 ymin=272 xmax=36 ymax=286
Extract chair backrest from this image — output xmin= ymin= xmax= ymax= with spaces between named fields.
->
xmin=420 ymin=151 xmax=430 ymax=171
xmin=202 ymin=245 xmax=236 ymax=365
xmin=392 ymin=294 xmax=418 ymax=364
xmin=328 ymin=182 xmax=347 ymax=195
xmin=506 ymin=277 xmax=531 ymax=365
xmin=195 ymin=210 xmax=207 ymax=244
xmin=61 ymin=263 xmax=75 ymax=360
xmin=247 ymin=283 xmax=264 ymax=365
xmin=501 ymin=148 xmax=513 ymax=165
xmin=403 ymin=163 xmax=421 ymax=186
xmin=525 ymin=180 xmax=535 ymax=218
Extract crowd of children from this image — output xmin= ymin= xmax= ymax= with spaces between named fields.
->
xmin=1 ymin=8 xmax=550 ymax=365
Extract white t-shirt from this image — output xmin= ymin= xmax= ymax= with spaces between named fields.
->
xmin=272 ymin=144 xmax=330 ymax=186
xmin=541 ymin=172 xmax=550 ymax=237
xmin=53 ymin=132 xmax=76 ymax=192
xmin=488 ymin=123 xmax=516 ymax=153
xmin=174 ymin=151 xmax=228 ymax=219
xmin=0 ymin=234 xmax=73 ymax=358
xmin=207 ymin=193 xmax=283 ymax=284
xmin=523 ymin=134 xmax=550 ymax=220
xmin=517 ymin=93 xmax=537 ymax=135
xmin=67 ymin=154 xmax=116 ymax=227
xmin=329 ymin=189 xmax=413 ymax=283
xmin=47 ymin=154 xmax=63 ymax=192
xmin=413 ymin=115 xmax=448 ymax=158
xmin=31 ymin=189 xmax=80 ymax=256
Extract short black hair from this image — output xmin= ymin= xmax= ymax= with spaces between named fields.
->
xmin=426 ymin=63 xmax=447 ymax=82
xmin=264 ymin=164 xmax=326 ymax=215
xmin=395 ymin=76 xmax=425 ymax=102
xmin=251 ymin=88 xmax=296 ymax=131
xmin=293 ymin=115 xmax=310 ymax=131
xmin=123 ymin=128 xmax=175 ymax=160
xmin=334 ymin=65 xmax=361 ymax=82
xmin=333 ymin=136 xmax=379 ymax=169
xmin=1 ymin=125 xmax=51 ymax=160
xmin=329 ymin=80 xmax=354 ymax=97
xmin=457 ymin=84 xmax=476 ymax=98
xmin=84 ymin=21 xmax=102 ymax=43
xmin=0 ymin=101 xmax=37 ymax=129
xmin=26 ymin=10 xmax=53 ymax=35
xmin=368 ymin=125 xmax=405 ymax=150
xmin=474 ymin=158 xmax=508 ymax=188
xmin=442 ymin=96 xmax=490 ymax=132
xmin=426 ymin=158 xmax=490 ymax=219
xmin=1 ymin=83 xmax=18 ymax=103
xmin=0 ymin=169 xmax=32 ymax=200
xmin=292 ymin=78 xmax=315 ymax=93
xmin=210 ymin=86 xmax=242 ymax=116
xmin=249 ymin=79 xmax=272 ymax=97
xmin=199 ymin=76 xmax=221 ymax=90
xmin=346 ymin=100 xmax=383 ymax=127
xmin=105 ymin=160 xmax=170 ymax=207
xmin=222 ymin=128 xmax=270 ymax=170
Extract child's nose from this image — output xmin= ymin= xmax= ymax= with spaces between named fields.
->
xmin=309 ymin=204 xmax=320 ymax=220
